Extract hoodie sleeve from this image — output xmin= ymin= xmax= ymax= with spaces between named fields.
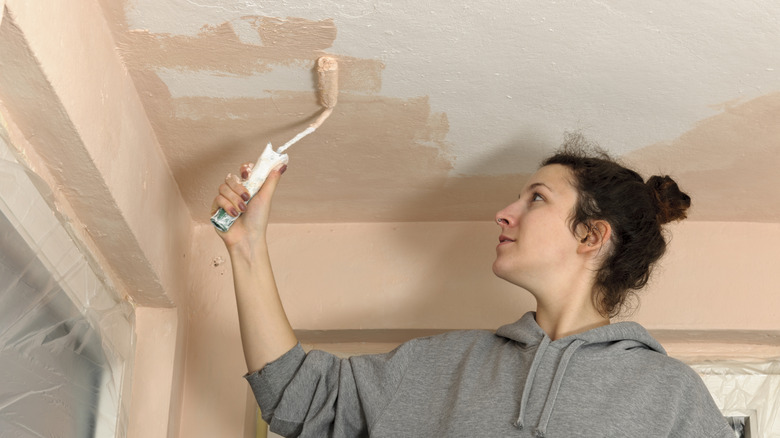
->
xmin=244 ymin=341 xmax=419 ymax=437
xmin=670 ymin=363 xmax=736 ymax=438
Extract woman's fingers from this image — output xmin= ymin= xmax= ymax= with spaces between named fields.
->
xmin=240 ymin=162 xmax=254 ymax=181
xmin=210 ymin=162 xmax=286 ymax=223
xmin=215 ymin=174 xmax=247 ymax=217
xmin=225 ymin=173 xmax=250 ymax=203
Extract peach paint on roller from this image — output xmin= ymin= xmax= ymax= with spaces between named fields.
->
xmin=211 ymin=57 xmax=339 ymax=232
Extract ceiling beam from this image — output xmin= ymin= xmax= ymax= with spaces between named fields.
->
xmin=0 ymin=1 xmax=192 ymax=308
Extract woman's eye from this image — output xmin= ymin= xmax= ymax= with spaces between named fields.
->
xmin=532 ymin=193 xmax=544 ymax=202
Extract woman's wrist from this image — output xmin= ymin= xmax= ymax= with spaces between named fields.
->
xmin=226 ymin=234 xmax=268 ymax=265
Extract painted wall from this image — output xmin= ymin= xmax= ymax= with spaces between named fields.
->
xmin=183 ymin=220 xmax=780 ymax=437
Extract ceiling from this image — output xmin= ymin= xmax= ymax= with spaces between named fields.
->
xmin=98 ymin=0 xmax=780 ymax=223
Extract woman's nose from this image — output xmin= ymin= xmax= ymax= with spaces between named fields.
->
xmin=495 ymin=206 xmax=513 ymax=227
xmin=496 ymin=200 xmax=523 ymax=227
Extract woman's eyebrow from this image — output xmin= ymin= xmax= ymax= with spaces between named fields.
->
xmin=518 ymin=182 xmax=554 ymax=198
xmin=528 ymin=182 xmax=554 ymax=192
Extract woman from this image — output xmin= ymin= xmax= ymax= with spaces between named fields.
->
xmin=212 ymin=143 xmax=733 ymax=437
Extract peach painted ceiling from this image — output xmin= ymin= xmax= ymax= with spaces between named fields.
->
xmin=99 ymin=0 xmax=780 ymax=223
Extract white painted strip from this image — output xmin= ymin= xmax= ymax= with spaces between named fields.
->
xmin=156 ymin=65 xmax=315 ymax=99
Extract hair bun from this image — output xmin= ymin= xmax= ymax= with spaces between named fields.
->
xmin=646 ymin=175 xmax=691 ymax=224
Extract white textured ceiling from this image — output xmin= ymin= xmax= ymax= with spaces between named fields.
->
xmin=101 ymin=0 xmax=780 ymax=223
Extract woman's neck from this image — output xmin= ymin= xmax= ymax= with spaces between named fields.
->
xmin=534 ymin=291 xmax=610 ymax=340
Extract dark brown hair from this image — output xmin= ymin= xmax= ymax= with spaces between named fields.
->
xmin=542 ymin=134 xmax=691 ymax=317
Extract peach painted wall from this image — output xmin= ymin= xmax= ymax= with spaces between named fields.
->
xmin=275 ymin=221 xmax=780 ymax=332
xmin=181 ymin=220 xmax=780 ymax=438
xmin=128 ymin=308 xmax=179 ymax=437
xmin=634 ymin=221 xmax=780 ymax=331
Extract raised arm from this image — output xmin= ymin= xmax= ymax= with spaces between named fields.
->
xmin=211 ymin=162 xmax=297 ymax=373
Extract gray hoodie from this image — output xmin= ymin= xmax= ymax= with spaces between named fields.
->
xmin=247 ymin=312 xmax=733 ymax=437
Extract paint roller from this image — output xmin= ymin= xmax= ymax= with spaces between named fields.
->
xmin=211 ymin=56 xmax=339 ymax=232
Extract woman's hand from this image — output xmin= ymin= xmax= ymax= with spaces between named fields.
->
xmin=211 ymin=162 xmax=287 ymax=252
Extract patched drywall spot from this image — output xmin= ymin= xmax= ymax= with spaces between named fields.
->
xmin=625 ymin=92 xmax=780 ymax=222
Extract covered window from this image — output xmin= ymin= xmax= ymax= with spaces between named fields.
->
xmin=0 ymin=135 xmax=134 ymax=437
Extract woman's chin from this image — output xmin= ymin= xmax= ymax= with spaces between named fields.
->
xmin=492 ymin=261 xmax=513 ymax=283
xmin=492 ymin=262 xmax=530 ymax=290
xmin=491 ymin=260 xmax=503 ymax=277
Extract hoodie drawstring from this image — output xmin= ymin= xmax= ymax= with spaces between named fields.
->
xmin=534 ymin=339 xmax=585 ymax=437
xmin=513 ymin=336 xmax=550 ymax=430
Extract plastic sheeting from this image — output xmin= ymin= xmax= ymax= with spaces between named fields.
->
xmin=0 ymin=137 xmax=134 ymax=437
xmin=693 ymin=360 xmax=780 ymax=438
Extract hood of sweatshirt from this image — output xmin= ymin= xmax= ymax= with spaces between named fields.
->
xmin=495 ymin=312 xmax=666 ymax=437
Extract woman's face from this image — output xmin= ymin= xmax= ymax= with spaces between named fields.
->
xmin=492 ymin=164 xmax=582 ymax=290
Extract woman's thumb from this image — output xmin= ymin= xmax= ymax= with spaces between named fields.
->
xmin=255 ymin=163 xmax=287 ymax=202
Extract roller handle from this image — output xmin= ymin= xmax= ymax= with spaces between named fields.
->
xmin=211 ymin=143 xmax=289 ymax=232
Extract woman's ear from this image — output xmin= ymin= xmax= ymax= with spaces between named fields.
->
xmin=578 ymin=220 xmax=612 ymax=254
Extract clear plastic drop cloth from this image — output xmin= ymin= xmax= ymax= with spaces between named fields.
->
xmin=0 ymin=139 xmax=135 ymax=437
xmin=692 ymin=360 xmax=780 ymax=438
